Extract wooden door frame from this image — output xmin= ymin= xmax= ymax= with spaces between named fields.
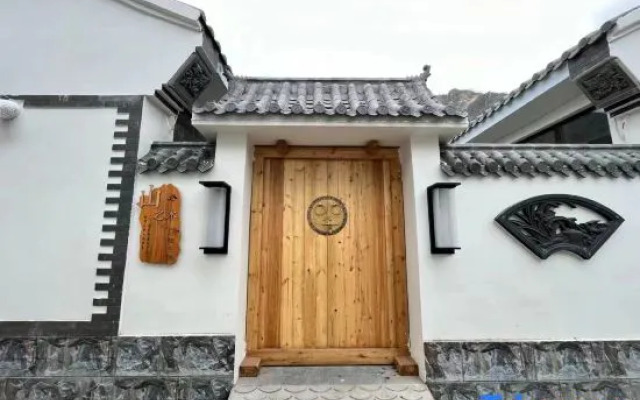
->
xmin=245 ymin=145 xmax=411 ymax=367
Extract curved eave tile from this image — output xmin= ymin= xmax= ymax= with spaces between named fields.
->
xmin=440 ymin=146 xmax=640 ymax=179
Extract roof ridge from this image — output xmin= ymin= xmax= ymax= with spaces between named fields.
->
xmin=231 ymin=76 xmax=425 ymax=82
xmin=230 ymin=65 xmax=433 ymax=83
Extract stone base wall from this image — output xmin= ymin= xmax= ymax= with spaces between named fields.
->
xmin=0 ymin=336 xmax=234 ymax=400
xmin=424 ymin=341 xmax=640 ymax=400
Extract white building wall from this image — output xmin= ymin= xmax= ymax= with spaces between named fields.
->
xmin=119 ymin=99 xmax=251 ymax=337
xmin=610 ymin=107 xmax=640 ymax=144
xmin=408 ymin=138 xmax=640 ymax=341
xmin=609 ymin=9 xmax=640 ymax=91
xmin=609 ymin=9 xmax=640 ymax=145
xmin=400 ymin=135 xmax=438 ymax=380
xmin=0 ymin=105 xmax=119 ymax=320
xmin=0 ymin=0 xmax=200 ymax=95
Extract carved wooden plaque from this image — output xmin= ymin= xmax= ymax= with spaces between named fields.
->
xmin=307 ymin=195 xmax=347 ymax=236
xmin=137 ymin=184 xmax=181 ymax=265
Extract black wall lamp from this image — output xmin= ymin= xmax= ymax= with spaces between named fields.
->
xmin=199 ymin=181 xmax=231 ymax=254
xmin=427 ymin=182 xmax=461 ymax=254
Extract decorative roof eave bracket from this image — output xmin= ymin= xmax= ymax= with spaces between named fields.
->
xmin=568 ymin=35 xmax=640 ymax=111
xmin=156 ymin=47 xmax=229 ymax=115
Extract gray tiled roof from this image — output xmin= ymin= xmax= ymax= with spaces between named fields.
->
xmin=435 ymin=89 xmax=506 ymax=121
xmin=450 ymin=16 xmax=624 ymax=143
xmin=193 ymin=68 xmax=466 ymax=119
xmin=441 ymin=145 xmax=640 ymax=178
xmin=138 ymin=142 xmax=215 ymax=173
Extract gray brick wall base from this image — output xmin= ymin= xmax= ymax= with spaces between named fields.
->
xmin=0 ymin=335 xmax=234 ymax=400
xmin=424 ymin=340 xmax=640 ymax=399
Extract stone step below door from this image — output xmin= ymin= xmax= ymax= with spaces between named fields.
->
xmin=230 ymin=366 xmax=434 ymax=400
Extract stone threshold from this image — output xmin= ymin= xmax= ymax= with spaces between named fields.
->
xmin=231 ymin=366 xmax=434 ymax=400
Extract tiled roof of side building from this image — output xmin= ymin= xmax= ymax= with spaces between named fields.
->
xmin=193 ymin=66 xmax=467 ymax=119
xmin=448 ymin=8 xmax=640 ymax=143
xmin=441 ymin=144 xmax=640 ymax=178
xmin=435 ymin=89 xmax=507 ymax=121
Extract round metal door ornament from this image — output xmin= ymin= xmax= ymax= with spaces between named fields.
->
xmin=307 ymin=195 xmax=347 ymax=236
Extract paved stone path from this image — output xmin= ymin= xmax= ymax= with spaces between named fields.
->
xmin=230 ymin=366 xmax=434 ymax=400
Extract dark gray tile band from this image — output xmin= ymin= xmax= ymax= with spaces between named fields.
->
xmin=425 ymin=340 xmax=640 ymax=400
xmin=0 ymin=336 xmax=234 ymax=400
xmin=0 ymin=96 xmax=142 ymax=337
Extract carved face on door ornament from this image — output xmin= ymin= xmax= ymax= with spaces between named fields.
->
xmin=307 ymin=195 xmax=348 ymax=235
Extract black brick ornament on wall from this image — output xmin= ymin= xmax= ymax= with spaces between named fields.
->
xmin=1 ymin=96 xmax=143 ymax=337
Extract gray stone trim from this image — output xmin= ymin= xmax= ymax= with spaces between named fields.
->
xmin=0 ymin=336 xmax=234 ymax=400
xmin=424 ymin=340 xmax=640 ymax=400
xmin=1 ymin=95 xmax=143 ymax=337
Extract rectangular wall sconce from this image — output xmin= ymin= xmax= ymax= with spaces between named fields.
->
xmin=199 ymin=181 xmax=231 ymax=254
xmin=427 ymin=182 xmax=461 ymax=254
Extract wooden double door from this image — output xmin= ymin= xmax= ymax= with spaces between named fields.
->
xmin=246 ymin=146 xmax=409 ymax=365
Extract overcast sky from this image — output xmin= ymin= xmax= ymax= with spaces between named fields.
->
xmin=185 ymin=0 xmax=639 ymax=94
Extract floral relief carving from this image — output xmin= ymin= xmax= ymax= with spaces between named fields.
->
xmin=495 ymin=194 xmax=624 ymax=259
xmin=179 ymin=61 xmax=211 ymax=99
xmin=579 ymin=62 xmax=633 ymax=101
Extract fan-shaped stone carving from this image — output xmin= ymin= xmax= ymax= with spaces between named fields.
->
xmin=495 ymin=194 xmax=624 ymax=259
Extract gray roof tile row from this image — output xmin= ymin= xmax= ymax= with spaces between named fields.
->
xmin=193 ymin=68 xmax=466 ymax=119
xmin=137 ymin=142 xmax=215 ymax=174
xmin=441 ymin=145 xmax=640 ymax=178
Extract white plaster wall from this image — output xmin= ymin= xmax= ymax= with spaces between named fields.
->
xmin=609 ymin=9 xmax=640 ymax=91
xmin=0 ymin=106 xmax=117 ymax=320
xmin=610 ymin=107 xmax=640 ymax=144
xmin=408 ymin=137 xmax=640 ymax=341
xmin=119 ymin=99 xmax=251 ymax=336
xmin=399 ymin=139 xmax=429 ymax=380
xmin=609 ymin=9 xmax=640 ymax=145
xmin=0 ymin=0 xmax=199 ymax=95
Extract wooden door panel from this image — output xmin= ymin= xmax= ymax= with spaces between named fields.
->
xmin=259 ymin=158 xmax=284 ymax=349
xmin=247 ymin=147 xmax=409 ymax=362
xmin=326 ymin=159 xmax=403 ymax=348
xmin=303 ymin=160 xmax=329 ymax=348
xmin=327 ymin=160 xmax=355 ymax=348
xmin=389 ymin=159 xmax=409 ymax=347
xmin=281 ymin=160 xmax=327 ymax=349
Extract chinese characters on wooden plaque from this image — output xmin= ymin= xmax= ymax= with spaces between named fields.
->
xmin=137 ymin=184 xmax=181 ymax=265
